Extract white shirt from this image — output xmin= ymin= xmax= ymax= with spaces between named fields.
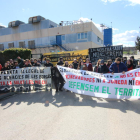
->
xmin=86 ymin=63 xmax=89 ymax=67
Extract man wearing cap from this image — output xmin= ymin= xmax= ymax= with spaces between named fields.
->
xmin=44 ymin=58 xmax=53 ymax=68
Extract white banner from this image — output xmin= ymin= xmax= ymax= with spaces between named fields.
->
xmin=0 ymin=67 xmax=51 ymax=92
xmin=57 ymin=66 xmax=140 ymax=99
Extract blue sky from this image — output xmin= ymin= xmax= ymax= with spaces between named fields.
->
xmin=0 ymin=0 xmax=139 ymax=47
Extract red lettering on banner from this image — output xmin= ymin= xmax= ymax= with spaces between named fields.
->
xmin=29 ymin=80 xmax=34 ymax=85
xmin=102 ymin=79 xmax=105 ymax=83
xmin=7 ymin=81 xmax=12 ymax=85
xmin=120 ymin=75 xmax=126 ymax=78
xmin=42 ymin=80 xmax=47 ymax=85
xmin=127 ymin=73 xmax=133 ymax=77
xmin=108 ymin=80 xmax=127 ymax=85
xmin=0 ymin=81 xmax=5 ymax=86
xmin=135 ymin=72 xmax=140 ymax=77
xmin=136 ymin=80 xmax=140 ymax=85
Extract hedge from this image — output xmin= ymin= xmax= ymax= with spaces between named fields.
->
xmin=0 ymin=48 xmax=31 ymax=66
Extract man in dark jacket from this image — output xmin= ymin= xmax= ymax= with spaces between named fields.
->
xmin=17 ymin=56 xmax=24 ymax=68
xmin=109 ymin=57 xmax=127 ymax=74
xmin=57 ymin=57 xmax=64 ymax=66
xmin=51 ymin=67 xmax=64 ymax=92
xmin=33 ymin=59 xmax=40 ymax=67
xmin=44 ymin=58 xmax=53 ymax=67
xmin=23 ymin=60 xmax=32 ymax=67
xmin=98 ymin=59 xmax=109 ymax=74
xmin=130 ymin=56 xmax=136 ymax=68
xmin=13 ymin=61 xmax=20 ymax=69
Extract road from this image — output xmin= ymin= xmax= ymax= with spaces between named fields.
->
xmin=0 ymin=90 xmax=140 ymax=140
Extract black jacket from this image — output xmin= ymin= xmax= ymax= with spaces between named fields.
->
xmin=73 ymin=63 xmax=78 ymax=69
xmin=45 ymin=62 xmax=53 ymax=67
xmin=24 ymin=64 xmax=32 ymax=67
xmin=98 ymin=64 xmax=109 ymax=73
xmin=18 ymin=59 xmax=24 ymax=68
xmin=57 ymin=61 xmax=64 ymax=66
xmin=33 ymin=63 xmax=40 ymax=67
xmin=2 ymin=67 xmax=10 ymax=71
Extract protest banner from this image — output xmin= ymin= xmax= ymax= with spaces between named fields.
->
xmin=0 ymin=67 xmax=51 ymax=92
xmin=57 ymin=66 xmax=140 ymax=99
xmin=89 ymin=45 xmax=123 ymax=62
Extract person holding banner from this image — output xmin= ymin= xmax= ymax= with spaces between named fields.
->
xmin=94 ymin=59 xmax=101 ymax=72
xmin=97 ymin=59 xmax=109 ymax=74
xmin=63 ymin=61 xmax=69 ymax=67
xmin=44 ymin=58 xmax=53 ymax=67
xmin=23 ymin=59 xmax=32 ymax=67
xmin=127 ymin=59 xmax=134 ymax=71
xmin=13 ymin=61 xmax=20 ymax=69
xmin=109 ymin=57 xmax=127 ymax=74
xmin=82 ymin=58 xmax=93 ymax=71
xmin=57 ymin=57 xmax=64 ymax=66
xmin=2 ymin=63 xmax=10 ymax=71
xmin=33 ymin=59 xmax=40 ymax=67
xmin=77 ymin=60 xmax=84 ymax=70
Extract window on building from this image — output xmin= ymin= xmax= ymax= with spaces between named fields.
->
xmin=81 ymin=33 xmax=84 ymax=39
xmin=28 ymin=40 xmax=35 ymax=49
xmin=78 ymin=33 xmax=80 ymax=39
xmin=85 ymin=33 xmax=87 ymax=39
xmin=77 ymin=32 xmax=87 ymax=40
xmin=0 ymin=44 xmax=4 ymax=51
xmin=19 ymin=41 xmax=25 ymax=48
xmin=8 ymin=43 xmax=14 ymax=48
xmin=97 ymin=37 xmax=100 ymax=42
xmin=62 ymin=35 xmax=65 ymax=41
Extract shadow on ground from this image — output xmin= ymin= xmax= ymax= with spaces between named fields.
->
xmin=0 ymin=90 xmax=140 ymax=114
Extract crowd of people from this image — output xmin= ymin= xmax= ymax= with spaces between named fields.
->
xmin=0 ymin=55 xmax=140 ymax=92
xmin=0 ymin=55 xmax=139 ymax=73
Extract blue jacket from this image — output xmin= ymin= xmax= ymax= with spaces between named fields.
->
xmin=109 ymin=62 xmax=127 ymax=73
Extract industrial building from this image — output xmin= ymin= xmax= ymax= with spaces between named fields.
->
xmin=0 ymin=16 xmax=103 ymax=57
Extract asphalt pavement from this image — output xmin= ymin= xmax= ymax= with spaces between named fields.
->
xmin=0 ymin=90 xmax=140 ymax=140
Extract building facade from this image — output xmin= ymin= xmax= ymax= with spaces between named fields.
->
xmin=0 ymin=16 xmax=103 ymax=56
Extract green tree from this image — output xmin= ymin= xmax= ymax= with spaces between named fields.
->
xmin=135 ymin=36 xmax=140 ymax=51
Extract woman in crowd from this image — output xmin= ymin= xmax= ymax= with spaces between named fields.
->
xmin=106 ymin=59 xmax=112 ymax=69
xmin=64 ymin=61 xmax=69 ymax=67
xmin=109 ymin=57 xmax=127 ymax=74
xmin=2 ymin=63 xmax=10 ymax=71
xmin=97 ymin=59 xmax=109 ymax=74
xmin=82 ymin=58 xmax=93 ymax=71
xmin=69 ymin=64 xmax=73 ymax=68
xmin=94 ymin=59 xmax=101 ymax=72
xmin=127 ymin=59 xmax=134 ymax=71
xmin=77 ymin=60 xmax=84 ymax=70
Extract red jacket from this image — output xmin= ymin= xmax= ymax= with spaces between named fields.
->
xmin=0 ymin=64 xmax=2 ymax=71
xmin=127 ymin=65 xmax=133 ymax=71
xmin=82 ymin=63 xmax=93 ymax=71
